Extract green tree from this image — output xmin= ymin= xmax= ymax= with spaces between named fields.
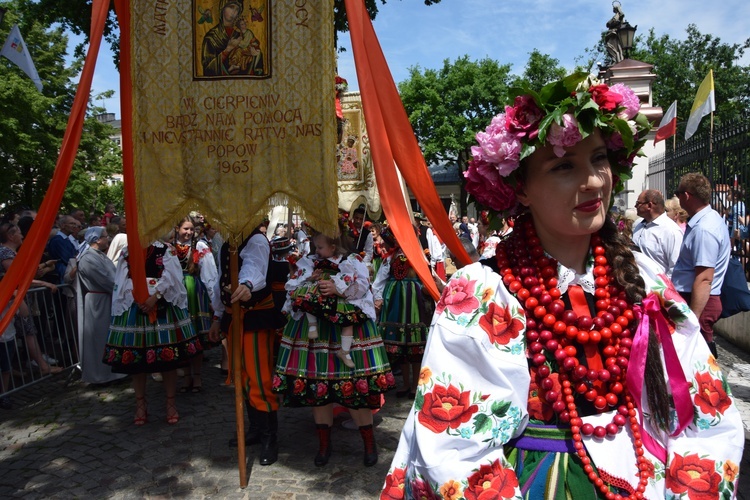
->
xmin=512 ymin=49 xmax=567 ymax=90
xmin=398 ymin=55 xmax=512 ymax=169
xmin=630 ymin=25 xmax=750 ymax=130
xmin=0 ymin=0 xmax=121 ymax=214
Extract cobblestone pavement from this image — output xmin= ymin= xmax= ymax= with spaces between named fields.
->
xmin=1 ymin=338 xmax=750 ymax=499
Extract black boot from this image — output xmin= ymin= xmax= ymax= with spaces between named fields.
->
xmin=259 ymin=411 xmax=278 ymax=466
xmin=359 ymin=424 xmax=378 ymax=467
xmin=314 ymin=424 xmax=332 ymax=467
xmin=708 ymin=341 xmax=719 ymax=359
xmin=228 ymin=405 xmax=261 ymax=447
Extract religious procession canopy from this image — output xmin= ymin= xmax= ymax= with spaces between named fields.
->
xmin=117 ymin=0 xmax=338 ymax=243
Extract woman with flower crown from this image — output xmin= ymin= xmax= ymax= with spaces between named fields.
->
xmin=381 ymin=73 xmax=743 ymax=499
xmin=172 ymin=215 xmax=219 ymax=393
xmin=373 ymin=225 xmax=431 ymax=399
xmin=104 ymin=237 xmax=202 ymax=426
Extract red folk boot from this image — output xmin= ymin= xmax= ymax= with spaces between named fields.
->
xmin=358 ymin=424 xmax=378 ymax=467
xmin=314 ymin=424 xmax=332 ymax=467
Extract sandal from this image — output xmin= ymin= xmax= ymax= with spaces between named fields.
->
xmin=178 ymin=377 xmax=193 ymax=393
xmin=166 ymin=396 xmax=179 ymax=425
xmin=134 ymin=397 xmax=148 ymax=426
xmin=190 ymin=374 xmax=202 ymax=393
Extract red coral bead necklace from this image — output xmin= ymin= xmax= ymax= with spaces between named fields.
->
xmin=496 ymin=216 xmax=650 ymax=498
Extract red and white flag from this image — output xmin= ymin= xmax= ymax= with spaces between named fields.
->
xmin=654 ymin=100 xmax=677 ymax=143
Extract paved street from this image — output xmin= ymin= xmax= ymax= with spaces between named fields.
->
xmin=1 ymin=337 xmax=749 ymax=499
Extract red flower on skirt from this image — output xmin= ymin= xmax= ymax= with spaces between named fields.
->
xmin=121 ymin=350 xmax=134 ymax=364
xmin=160 ymin=348 xmax=175 ymax=361
xmin=666 ymin=452 xmax=721 ymax=500
xmin=418 ymin=383 xmax=479 ymax=433
xmin=464 ymin=459 xmax=519 ymax=500
xmin=293 ymin=379 xmax=306 ymax=395
xmin=341 ymin=381 xmax=354 ymax=397
xmin=479 ymin=302 xmax=523 ymax=345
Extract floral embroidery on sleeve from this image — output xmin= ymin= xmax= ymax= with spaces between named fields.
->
xmin=417 ymin=382 xmax=481 ymax=434
xmin=416 ymin=369 xmax=523 ymax=446
xmin=436 ymin=274 xmax=481 ymax=317
xmin=381 ymin=467 xmax=406 ymax=499
xmin=463 ymin=459 xmax=520 ymax=500
xmin=666 ymin=452 xmax=723 ymax=500
xmin=479 ymin=302 xmax=524 ymax=347
xmin=691 ymin=355 xmax=734 ymax=427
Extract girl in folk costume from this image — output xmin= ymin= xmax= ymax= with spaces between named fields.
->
xmin=286 ymin=233 xmax=371 ymax=367
xmin=477 ymin=210 xmax=502 ymax=259
xmin=370 ymin=223 xmax=388 ymax=278
xmin=274 ymin=232 xmax=395 ymax=468
xmin=173 ymin=216 xmax=219 ymax=393
xmin=104 ymin=239 xmax=201 ymax=426
xmin=382 ymin=74 xmax=744 ymax=499
xmin=372 ymin=226 xmax=431 ymax=399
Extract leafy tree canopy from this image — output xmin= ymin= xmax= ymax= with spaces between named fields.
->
xmin=0 ymin=0 xmax=121 ymax=216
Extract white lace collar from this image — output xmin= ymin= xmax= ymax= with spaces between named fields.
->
xmin=555 ymin=253 xmax=596 ymax=295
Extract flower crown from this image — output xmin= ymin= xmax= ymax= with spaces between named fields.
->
xmin=464 ymin=72 xmax=651 ymax=215
xmin=335 ymin=75 xmax=349 ymax=94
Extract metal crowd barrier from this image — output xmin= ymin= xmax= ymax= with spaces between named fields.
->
xmin=0 ymin=284 xmax=78 ymax=396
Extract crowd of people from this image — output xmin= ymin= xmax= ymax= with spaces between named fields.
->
xmin=0 ymin=73 xmax=746 ymax=498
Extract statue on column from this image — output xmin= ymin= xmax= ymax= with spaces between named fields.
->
xmin=605 ymin=1 xmax=625 ymax=64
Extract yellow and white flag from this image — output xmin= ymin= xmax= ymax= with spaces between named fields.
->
xmin=117 ymin=0 xmax=338 ymax=241
xmin=685 ymin=70 xmax=715 ymax=140
xmin=1 ymin=24 xmax=42 ymax=92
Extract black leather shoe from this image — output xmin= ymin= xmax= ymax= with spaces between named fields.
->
xmin=258 ymin=411 xmax=279 ymax=466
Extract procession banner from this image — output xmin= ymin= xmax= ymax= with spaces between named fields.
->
xmin=116 ymin=0 xmax=338 ymax=247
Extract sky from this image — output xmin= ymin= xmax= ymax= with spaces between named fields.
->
xmin=83 ymin=0 xmax=750 ymax=119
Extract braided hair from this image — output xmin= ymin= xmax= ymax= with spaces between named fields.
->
xmin=599 ymin=216 xmax=671 ymax=431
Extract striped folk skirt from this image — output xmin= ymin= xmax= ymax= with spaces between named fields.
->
xmin=378 ymin=277 xmax=431 ymax=365
xmin=183 ymin=272 xmax=217 ymax=349
xmin=103 ymin=302 xmax=202 ymax=374
xmin=273 ymin=316 xmax=395 ymax=409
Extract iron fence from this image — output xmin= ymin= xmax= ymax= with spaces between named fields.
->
xmin=648 ymin=114 xmax=750 ymax=274
xmin=1 ymin=284 xmax=78 ymax=397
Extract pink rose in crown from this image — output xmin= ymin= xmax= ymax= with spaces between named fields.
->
xmin=589 ymin=84 xmax=623 ymax=112
xmin=436 ymin=274 xmax=480 ymax=315
xmin=472 ymin=114 xmax=522 ymax=176
xmin=610 ymin=83 xmax=640 ymax=119
xmin=505 ymin=95 xmax=543 ymax=139
xmin=464 ymin=159 xmax=518 ymax=212
xmin=547 ymin=114 xmax=583 ymax=157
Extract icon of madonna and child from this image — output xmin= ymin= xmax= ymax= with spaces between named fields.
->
xmin=195 ymin=0 xmax=270 ymax=78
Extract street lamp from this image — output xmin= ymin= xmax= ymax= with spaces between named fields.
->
xmin=617 ymin=21 xmax=637 ymax=59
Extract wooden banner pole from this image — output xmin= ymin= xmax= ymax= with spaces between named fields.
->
xmin=229 ymin=240 xmax=248 ymax=487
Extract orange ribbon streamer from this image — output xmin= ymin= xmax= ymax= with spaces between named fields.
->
xmin=0 ymin=0 xmax=110 ymax=333
xmin=344 ymin=0 xmax=471 ymax=300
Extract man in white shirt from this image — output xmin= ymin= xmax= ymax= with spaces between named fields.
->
xmin=632 ymin=189 xmax=683 ymax=277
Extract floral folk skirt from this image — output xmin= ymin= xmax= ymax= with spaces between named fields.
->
xmin=273 ymin=315 xmax=396 ymax=409
xmin=289 ymin=283 xmax=367 ymax=326
xmin=184 ymin=272 xmax=218 ymax=349
xmin=103 ymin=302 xmax=202 ymax=374
xmin=378 ymin=277 xmax=430 ymax=365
